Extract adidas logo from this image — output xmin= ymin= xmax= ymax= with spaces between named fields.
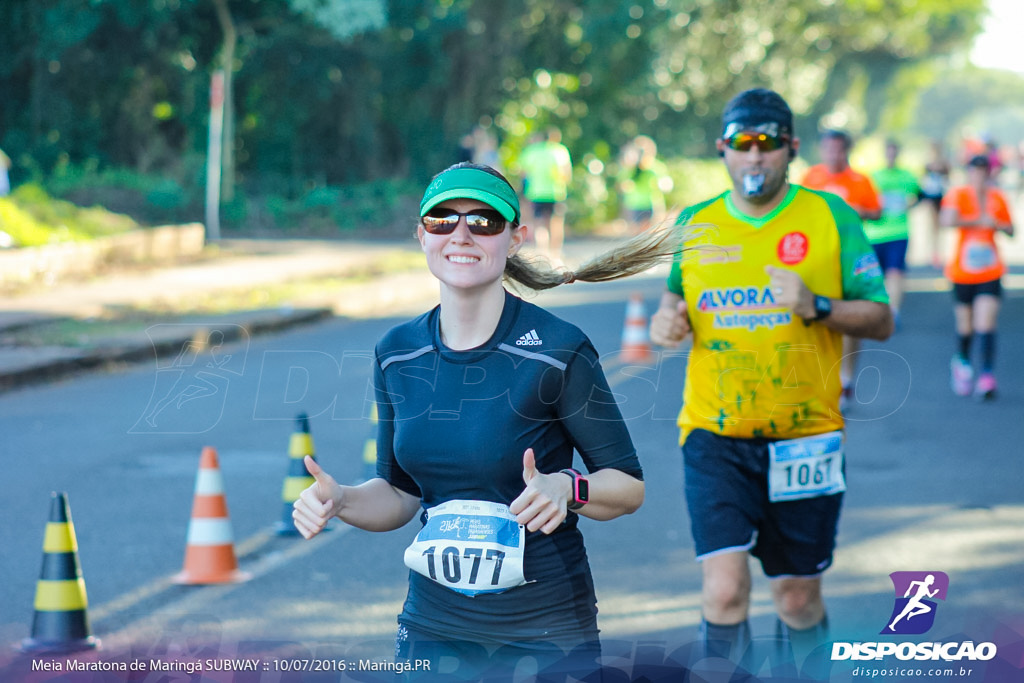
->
xmin=515 ymin=329 xmax=543 ymax=346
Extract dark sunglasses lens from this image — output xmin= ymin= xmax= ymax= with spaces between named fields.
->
xmin=465 ymin=211 xmax=506 ymax=235
xmin=726 ymin=134 xmax=750 ymax=151
xmin=422 ymin=211 xmax=459 ymax=234
xmin=423 ymin=209 xmax=507 ymax=235
xmin=727 ymin=133 xmax=785 ymax=152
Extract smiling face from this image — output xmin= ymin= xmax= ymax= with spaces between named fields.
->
xmin=417 ymin=197 xmax=527 ymax=294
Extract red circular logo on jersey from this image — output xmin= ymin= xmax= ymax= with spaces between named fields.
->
xmin=777 ymin=232 xmax=809 ymax=265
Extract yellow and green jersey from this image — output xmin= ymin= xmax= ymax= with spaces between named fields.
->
xmin=668 ymin=185 xmax=888 ymax=443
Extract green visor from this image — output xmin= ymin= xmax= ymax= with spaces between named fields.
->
xmin=419 ymin=167 xmax=520 ymax=223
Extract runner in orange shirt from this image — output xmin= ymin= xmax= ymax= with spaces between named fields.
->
xmin=941 ymin=154 xmax=1015 ymax=399
xmin=802 ymin=131 xmax=882 ymax=223
xmin=801 ymin=130 xmax=883 ymax=410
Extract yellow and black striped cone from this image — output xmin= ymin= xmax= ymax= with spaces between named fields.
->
xmin=21 ymin=492 xmax=99 ymax=654
xmin=360 ymin=403 xmax=378 ymax=483
xmin=276 ymin=412 xmax=319 ymax=535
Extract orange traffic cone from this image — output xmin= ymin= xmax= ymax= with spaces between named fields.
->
xmin=21 ymin=492 xmax=100 ymax=653
xmin=276 ymin=413 xmax=319 ymax=536
xmin=620 ymin=293 xmax=653 ymax=363
xmin=173 ymin=447 xmax=251 ymax=584
xmin=360 ymin=403 xmax=379 ymax=483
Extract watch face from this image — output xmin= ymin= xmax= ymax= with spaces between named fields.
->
xmin=816 ymin=295 xmax=832 ymax=319
xmin=576 ymin=477 xmax=590 ymax=504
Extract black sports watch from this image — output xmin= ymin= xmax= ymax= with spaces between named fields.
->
xmin=803 ymin=294 xmax=832 ymax=326
xmin=560 ymin=468 xmax=589 ymax=510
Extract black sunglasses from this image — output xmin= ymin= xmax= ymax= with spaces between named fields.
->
xmin=421 ymin=209 xmax=510 ymax=236
xmin=723 ymin=131 xmax=790 ymax=153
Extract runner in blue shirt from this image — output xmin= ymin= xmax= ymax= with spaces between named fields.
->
xmin=293 ymin=162 xmax=682 ymax=680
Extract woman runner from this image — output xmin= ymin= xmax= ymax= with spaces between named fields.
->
xmin=293 ymin=162 xmax=684 ymax=680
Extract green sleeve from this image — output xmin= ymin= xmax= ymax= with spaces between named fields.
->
xmin=825 ymin=194 xmax=890 ymax=303
xmin=668 ymin=255 xmax=684 ymax=297
xmin=666 ymin=206 xmax=699 ymax=298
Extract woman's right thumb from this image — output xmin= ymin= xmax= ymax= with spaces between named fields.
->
xmin=305 ymin=455 xmax=324 ymax=479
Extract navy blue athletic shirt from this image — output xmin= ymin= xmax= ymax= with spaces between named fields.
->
xmin=373 ymin=290 xmax=642 ymax=646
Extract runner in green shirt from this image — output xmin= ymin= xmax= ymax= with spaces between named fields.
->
xmin=617 ymin=135 xmax=674 ymax=234
xmin=518 ymin=128 xmax=572 ymax=260
xmin=869 ymin=140 xmax=921 ymax=326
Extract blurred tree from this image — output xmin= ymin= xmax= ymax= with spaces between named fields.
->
xmin=635 ymin=0 xmax=988 ymax=150
xmin=0 ymin=0 xmax=220 ymax=175
xmin=211 ymin=0 xmax=387 ymax=199
xmin=290 ymin=0 xmax=386 ymax=39
xmin=0 ymin=0 xmax=991 ymax=227
xmin=913 ymin=67 xmax=1024 ymax=144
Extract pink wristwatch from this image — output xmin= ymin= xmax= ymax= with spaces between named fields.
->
xmin=560 ymin=468 xmax=590 ymax=510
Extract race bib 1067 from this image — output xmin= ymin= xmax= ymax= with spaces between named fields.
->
xmin=403 ymin=500 xmax=527 ymax=596
xmin=768 ymin=430 xmax=846 ymax=502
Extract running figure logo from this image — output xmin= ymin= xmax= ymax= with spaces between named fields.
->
xmin=438 ymin=517 xmax=466 ymax=539
xmin=130 ymin=325 xmax=249 ymax=434
xmin=882 ymin=571 xmax=949 ymax=635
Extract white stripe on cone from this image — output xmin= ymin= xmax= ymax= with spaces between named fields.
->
xmin=185 ymin=518 xmax=235 ymax=545
xmin=623 ymin=326 xmax=647 ymax=343
xmin=194 ymin=470 xmax=225 ymax=495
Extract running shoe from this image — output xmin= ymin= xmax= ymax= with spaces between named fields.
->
xmin=974 ymin=372 xmax=997 ymax=400
xmin=950 ymin=356 xmax=973 ymax=397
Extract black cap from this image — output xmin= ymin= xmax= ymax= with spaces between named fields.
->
xmin=967 ymin=154 xmax=990 ymax=169
xmin=722 ymin=88 xmax=794 ymax=139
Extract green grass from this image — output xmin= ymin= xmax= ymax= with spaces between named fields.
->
xmin=0 ymin=184 xmax=139 ymax=247
xmin=9 ymin=316 xmax=166 ymax=349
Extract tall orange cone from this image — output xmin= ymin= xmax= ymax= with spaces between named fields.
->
xmin=21 ymin=492 xmax=100 ymax=653
xmin=620 ymin=293 xmax=653 ymax=363
xmin=360 ymin=403 xmax=379 ymax=483
xmin=276 ymin=413 xmax=318 ymax=536
xmin=173 ymin=447 xmax=251 ymax=584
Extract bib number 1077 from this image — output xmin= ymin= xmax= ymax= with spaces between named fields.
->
xmin=421 ymin=545 xmax=506 ymax=587
xmin=404 ymin=500 xmax=527 ymax=595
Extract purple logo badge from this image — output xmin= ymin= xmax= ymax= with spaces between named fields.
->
xmin=882 ymin=571 xmax=949 ymax=635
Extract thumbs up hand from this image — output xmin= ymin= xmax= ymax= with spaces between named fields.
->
xmin=509 ymin=448 xmax=572 ymax=535
xmin=292 ymin=456 xmax=343 ymax=539
xmin=521 ymin=447 xmax=539 ymax=485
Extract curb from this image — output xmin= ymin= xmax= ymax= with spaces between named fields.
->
xmin=0 ymin=307 xmax=333 ymax=394
xmin=0 ymin=223 xmax=206 ymax=290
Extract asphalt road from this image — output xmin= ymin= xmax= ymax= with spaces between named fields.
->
xmin=1 ymin=270 xmax=1022 ymax=681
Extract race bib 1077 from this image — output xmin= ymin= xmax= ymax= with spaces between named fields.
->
xmin=404 ymin=500 xmax=527 ymax=596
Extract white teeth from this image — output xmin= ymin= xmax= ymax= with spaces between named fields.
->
xmin=447 ymin=255 xmax=478 ymax=263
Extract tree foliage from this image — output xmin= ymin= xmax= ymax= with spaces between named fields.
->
xmin=913 ymin=67 xmax=1024 ymax=145
xmin=290 ymin=0 xmax=387 ymax=41
xmin=0 ymin=0 xmax=988 ymax=226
